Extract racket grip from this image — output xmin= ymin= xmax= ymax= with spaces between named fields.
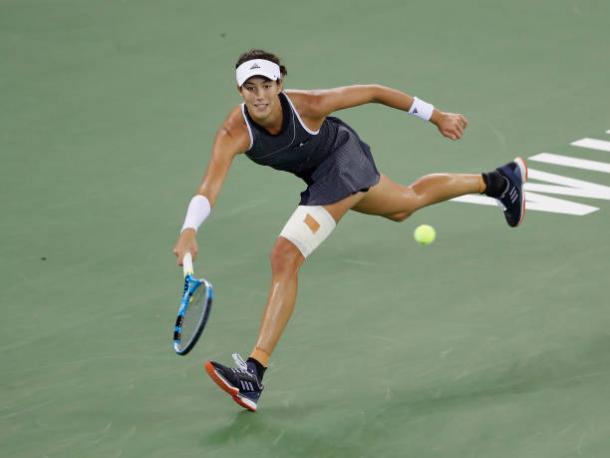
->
xmin=182 ymin=252 xmax=194 ymax=276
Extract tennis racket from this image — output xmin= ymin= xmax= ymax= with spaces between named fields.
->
xmin=173 ymin=252 xmax=213 ymax=355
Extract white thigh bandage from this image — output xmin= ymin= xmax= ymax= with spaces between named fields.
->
xmin=279 ymin=206 xmax=337 ymax=258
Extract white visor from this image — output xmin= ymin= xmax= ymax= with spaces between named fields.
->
xmin=236 ymin=59 xmax=281 ymax=87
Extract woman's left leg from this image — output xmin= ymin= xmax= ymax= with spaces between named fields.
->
xmin=352 ymin=173 xmax=485 ymax=221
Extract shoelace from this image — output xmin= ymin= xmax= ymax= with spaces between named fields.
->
xmin=231 ymin=353 xmax=262 ymax=392
xmin=232 ymin=353 xmax=249 ymax=371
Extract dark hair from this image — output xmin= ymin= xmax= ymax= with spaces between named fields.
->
xmin=235 ymin=49 xmax=288 ymax=79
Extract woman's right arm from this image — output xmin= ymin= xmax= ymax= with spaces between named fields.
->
xmin=173 ymin=109 xmax=250 ymax=265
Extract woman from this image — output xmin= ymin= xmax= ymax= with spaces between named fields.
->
xmin=172 ymin=49 xmax=527 ymax=412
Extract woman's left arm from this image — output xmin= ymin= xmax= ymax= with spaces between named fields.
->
xmin=308 ymin=84 xmax=468 ymax=141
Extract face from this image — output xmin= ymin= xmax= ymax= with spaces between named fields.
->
xmin=238 ymin=77 xmax=283 ymax=120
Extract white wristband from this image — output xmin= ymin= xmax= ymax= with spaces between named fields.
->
xmin=408 ymin=97 xmax=434 ymax=121
xmin=181 ymin=195 xmax=211 ymax=233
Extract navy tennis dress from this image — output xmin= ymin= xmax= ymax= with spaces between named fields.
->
xmin=241 ymin=92 xmax=380 ymax=206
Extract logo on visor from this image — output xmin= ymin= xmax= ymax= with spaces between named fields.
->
xmin=250 ymin=63 xmax=261 ymax=69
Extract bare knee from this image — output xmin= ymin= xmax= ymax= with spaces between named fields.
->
xmin=383 ymin=184 xmax=423 ymax=222
xmin=390 ymin=181 xmax=431 ymax=218
xmin=385 ymin=185 xmax=417 ymax=222
xmin=269 ymin=238 xmax=304 ymax=276
xmin=385 ymin=211 xmax=411 ymax=222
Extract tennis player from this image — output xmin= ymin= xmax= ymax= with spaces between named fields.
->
xmin=172 ymin=49 xmax=527 ymax=412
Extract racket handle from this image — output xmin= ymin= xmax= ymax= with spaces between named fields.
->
xmin=182 ymin=252 xmax=194 ymax=276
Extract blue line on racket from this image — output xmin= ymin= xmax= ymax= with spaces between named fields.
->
xmin=173 ymin=252 xmax=213 ymax=355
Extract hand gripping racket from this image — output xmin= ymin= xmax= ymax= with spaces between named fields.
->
xmin=173 ymin=252 xmax=213 ymax=355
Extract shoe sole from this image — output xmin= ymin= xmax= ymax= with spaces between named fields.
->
xmin=204 ymin=361 xmax=257 ymax=412
xmin=514 ymin=156 xmax=528 ymax=227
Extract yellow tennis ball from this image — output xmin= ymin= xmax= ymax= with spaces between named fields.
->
xmin=414 ymin=224 xmax=436 ymax=245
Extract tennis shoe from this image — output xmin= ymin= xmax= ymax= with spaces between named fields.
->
xmin=204 ymin=353 xmax=263 ymax=412
xmin=495 ymin=157 xmax=528 ymax=227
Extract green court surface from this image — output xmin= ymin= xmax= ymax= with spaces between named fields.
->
xmin=2 ymin=0 xmax=610 ymax=456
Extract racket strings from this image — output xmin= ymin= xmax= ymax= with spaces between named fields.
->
xmin=178 ymin=280 xmax=208 ymax=349
xmin=173 ymin=274 xmax=213 ymax=355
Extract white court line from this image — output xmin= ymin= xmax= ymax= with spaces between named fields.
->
xmin=452 ymin=193 xmax=599 ymax=216
xmin=529 ymin=153 xmax=610 ymax=173
xmin=570 ymin=138 xmax=610 ymax=152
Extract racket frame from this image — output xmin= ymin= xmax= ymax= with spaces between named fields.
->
xmin=173 ymin=252 xmax=213 ymax=355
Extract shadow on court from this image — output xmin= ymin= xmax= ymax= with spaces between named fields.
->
xmin=204 ymin=410 xmax=364 ymax=457
xmin=203 ymin=335 xmax=610 ymax=456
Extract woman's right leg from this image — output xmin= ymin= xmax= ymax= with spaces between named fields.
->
xmin=249 ymin=237 xmax=304 ymax=367
xmin=251 ymin=191 xmax=366 ymax=366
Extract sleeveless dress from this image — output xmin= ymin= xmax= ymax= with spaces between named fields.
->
xmin=241 ymin=91 xmax=380 ymax=206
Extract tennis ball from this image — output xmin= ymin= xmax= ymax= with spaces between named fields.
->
xmin=414 ymin=224 xmax=436 ymax=245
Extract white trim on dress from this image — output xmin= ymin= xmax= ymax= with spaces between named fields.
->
xmin=283 ymin=92 xmax=320 ymax=135
xmin=240 ymin=103 xmax=254 ymax=150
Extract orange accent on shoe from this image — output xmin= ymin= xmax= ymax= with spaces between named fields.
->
xmin=204 ymin=361 xmax=257 ymax=412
